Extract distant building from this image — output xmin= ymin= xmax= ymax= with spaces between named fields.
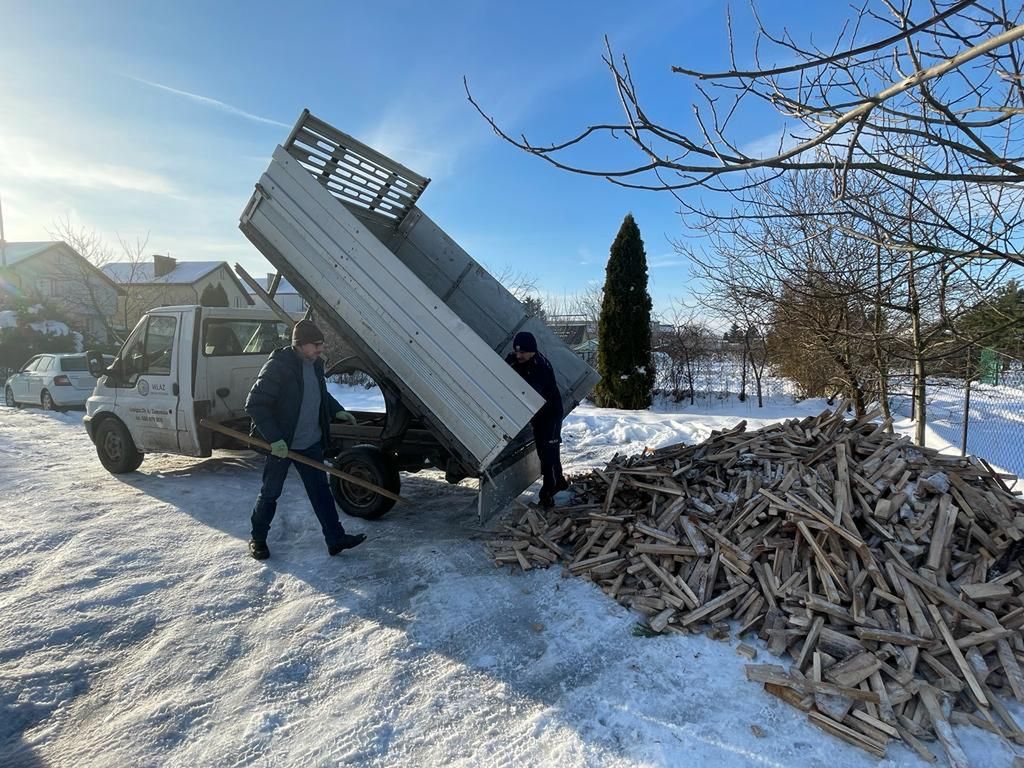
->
xmin=103 ymin=255 xmax=254 ymax=330
xmin=0 ymin=241 xmax=123 ymax=341
xmin=547 ymin=315 xmax=595 ymax=347
xmin=573 ymin=338 xmax=599 ymax=367
xmin=249 ymin=274 xmax=310 ymax=315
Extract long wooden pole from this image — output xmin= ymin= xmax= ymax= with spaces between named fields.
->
xmin=199 ymin=418 xmax=408 ymax=504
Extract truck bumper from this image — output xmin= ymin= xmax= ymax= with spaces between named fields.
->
xmin=83 ymin=414 xmax=97 ymax=444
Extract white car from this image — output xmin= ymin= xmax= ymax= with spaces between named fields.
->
xmin=4 ymin=353 xmax=112 ymax=411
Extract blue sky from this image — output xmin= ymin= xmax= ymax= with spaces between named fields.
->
xmin=0 ymin=0 xmax=850 ymax=316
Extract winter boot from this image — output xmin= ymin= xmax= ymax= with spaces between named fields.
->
xmin=249 ymin=539 xmax=270 ymax=560
xmin=328 ymin=533 xmax=367 ymax=556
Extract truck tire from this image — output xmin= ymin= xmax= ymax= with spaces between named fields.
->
xmin=329 ymin=445 xmax=400 ymax=520
xmin=95 ymin=418 xmax=144 ymax=474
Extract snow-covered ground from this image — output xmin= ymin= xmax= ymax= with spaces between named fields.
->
xmin=1 ymin=392 xmax=1021 ymax=767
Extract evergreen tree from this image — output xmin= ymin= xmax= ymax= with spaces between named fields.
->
xmin=200 ymin=282 xmax=230 ymax=307
xmin=594 ymin=214 xmax=654 ymax=409
xmin=724 ymin=322 xmax=741 ymax=343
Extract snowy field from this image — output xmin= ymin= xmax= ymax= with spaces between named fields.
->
xmin=1 ymin=390 xmax=1021 ymax=767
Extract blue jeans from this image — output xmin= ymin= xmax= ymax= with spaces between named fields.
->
xmin=251 ymin=444 xmax=345 ymax=547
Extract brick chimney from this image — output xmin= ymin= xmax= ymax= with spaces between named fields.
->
xmin=154 ymin=254 xmax=177 ymax=278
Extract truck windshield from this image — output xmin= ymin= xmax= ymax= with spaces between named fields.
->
xmin=203 ymin=319 xmax=290 ymax=356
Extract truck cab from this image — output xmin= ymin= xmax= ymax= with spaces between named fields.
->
xmin=85 ymin=306 xmax=291 ymax=471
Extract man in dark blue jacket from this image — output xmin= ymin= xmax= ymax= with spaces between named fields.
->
xmin=244 ymin=320 xmax=366 ymax=560
xmin=506 ymin=331 xmax=567 ymax=509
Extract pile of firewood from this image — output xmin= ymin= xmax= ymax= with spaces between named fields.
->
xmin=487 ymin=404 xmax=1024 ymax=765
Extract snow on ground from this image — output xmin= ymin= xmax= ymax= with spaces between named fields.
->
xmin=1 ymin=394 xmax=1021 ymax=767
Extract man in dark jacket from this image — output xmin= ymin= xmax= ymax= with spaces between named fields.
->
xmin=506 ymin=331 xmax=567 ymax=509
xmin=244 ymin=319 xmax=366 ymax=560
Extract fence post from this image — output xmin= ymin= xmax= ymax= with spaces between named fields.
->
xmin=960 ymin=379 xmax=972 ymax=458
xmin=961 ymin=348 xmax=972 ymax=457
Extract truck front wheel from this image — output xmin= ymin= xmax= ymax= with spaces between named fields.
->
xmin=95 ymin=418 xmax=144 ymax=473
xmin=329 ymin=445 xmax=400 ymax=520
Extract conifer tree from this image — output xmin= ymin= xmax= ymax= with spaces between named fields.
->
xmin=594 ymin=214 xmax=654 ymax=409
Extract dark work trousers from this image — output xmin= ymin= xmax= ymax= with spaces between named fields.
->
xmin=251 ymin=444 xmax=345 ymax=547
xmin=534 ymin=417 xmax=565 ymax=501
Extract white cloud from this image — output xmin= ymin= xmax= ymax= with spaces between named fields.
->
xmin=648 ymin=254 xmax=687 ymax=269
xmin=0 ymin=132 xmax=175 ymax=195
xmin=128 ymin=76 xmax=290 ymax=129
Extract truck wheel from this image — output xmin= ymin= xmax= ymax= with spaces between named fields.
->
xmin=329 ymin=445 xmax=400 ymax=520
xmin=95 ymin=418 xmax=144 ymax=473
xmin=4 ymin=386 xmax=18 ymax=408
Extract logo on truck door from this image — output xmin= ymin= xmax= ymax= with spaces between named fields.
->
xmin=138 ymin=379 xmax=150 ymax=396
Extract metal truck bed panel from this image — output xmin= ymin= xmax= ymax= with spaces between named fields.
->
xmin=277 ymin=111 xmax=599 ymax=419
xmin=240 ymin=146 xmax=545 ymax=471
xmin=385 ymin=208 xmax=601 ymax=411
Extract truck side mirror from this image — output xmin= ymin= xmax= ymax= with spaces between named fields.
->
xmin=85 ymin=350 xmax=107 ymax=378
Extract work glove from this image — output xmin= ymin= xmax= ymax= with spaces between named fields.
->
xmin=335 ymin=410 xmax=357 ymax=425
xmin=270 ymin=439 xmax=289 ymax=458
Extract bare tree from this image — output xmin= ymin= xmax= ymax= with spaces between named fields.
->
xmin=114 ymin=233 xmax=151 ymax=332
xmin=661 ymin=301 xmax=716 ymax=405
xmin=468 ymin=1 xmax=1024 ymax=269
xmin=48 ymin=217 xmax=149 ymax=344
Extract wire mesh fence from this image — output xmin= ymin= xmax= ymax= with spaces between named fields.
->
xmin=652 ymin=351 xmax=802 ymax=408
xmin=888 ymin=352 xmax=1024 ymax=489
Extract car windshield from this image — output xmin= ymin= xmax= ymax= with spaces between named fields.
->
xmin=60 ymin=356 xmax=88 ymax=372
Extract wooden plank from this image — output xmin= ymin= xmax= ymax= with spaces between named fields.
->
xmin=927 ymin=604 xmax=989 ymax=708
xmin=954 ymin=626 xmax=1017 ymax=650
xmin=959 ymin=582 xmax=1014 ymax=601
xmin=736 ymin=643 xmax=758 ymax=660
xmin=744 ymin=665 xmax=880 ymax=703
xmin=997 ymin=638 xmax=1024 ymax=704
xmin=679 ymin=584 xmax=747 ymax=626
xmin=854 ymin=627 xmax=931 ymax=646
xmin=807 ymin=712 xmax=887 ymax=759
xmin=764 ymin=682 xmax=814 ymax=712
xmin=895 ymin=565 xmax=1002 ymax=629
xmin=824 ymin=652 xmax=882 ymax=688
xmin=918 ymin=685 xmax=970 ymax=768
xmin=795 ymin=616 xmax=825 ymax=672
xmin=679 ymin=515 xmax=710 ymax=557
xmin=926 ymin=496 xmax=957 ymax=574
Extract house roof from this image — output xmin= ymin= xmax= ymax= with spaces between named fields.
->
xmin=0 ymin=241 xmax=62 ymax=267
xmin=1 ymin=241 xmax=125 ymax=294
xmin=103 ymin=261 xmax=224 ymax=285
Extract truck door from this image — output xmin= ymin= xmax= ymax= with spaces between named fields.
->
xmin=118 ymin=313 xmax=182 ymax=453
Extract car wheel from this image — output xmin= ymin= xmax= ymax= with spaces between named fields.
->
xmin=41 ymin=389 xmax=62 ymax=412
xmin=95 ymin=418 xmax=144 ymax=473
xmin=4 ymin=386 xmax=18 ymax=408
xmin=329 ymin=445 xmax=400 ymax=519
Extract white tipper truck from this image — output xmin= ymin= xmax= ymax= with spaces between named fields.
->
xmin=84 ymin=110 xmax=599 ymax=520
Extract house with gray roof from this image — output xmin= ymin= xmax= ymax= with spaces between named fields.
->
xmin=102 ymin=255 xmax=253 ymax=329
xmin=0 ymin=241 xmax=123 ymax=341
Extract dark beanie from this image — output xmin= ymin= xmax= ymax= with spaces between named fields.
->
xmin=513 ymin=331 xmax=538 ymax=353
xmin=292 ymin=320 xmax=325 ymax=346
